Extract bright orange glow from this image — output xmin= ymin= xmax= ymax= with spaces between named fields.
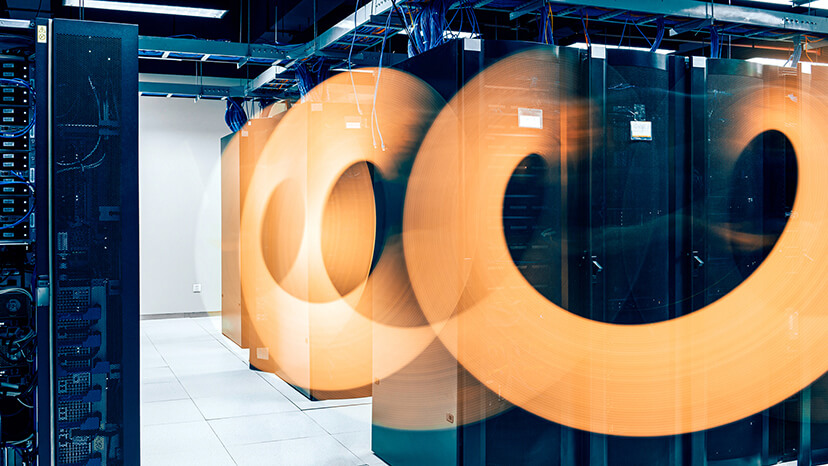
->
xmin=239 ymin=68 xmax=444 ymax=394
xmin=403 ymin=48 xmax=828 ymax=436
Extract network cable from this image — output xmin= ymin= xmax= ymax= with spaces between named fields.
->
xmin=0 ymin=77 xmax=34 ymax=139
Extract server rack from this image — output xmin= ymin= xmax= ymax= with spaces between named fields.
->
xmin=801 ymin=60 xmax=828 ymax=466
xmin=376 ymin=39 xmax=580 ymax=466
xmin=571 ymin=47 xmax=690 ymax=466
xmin=220 ymin=131 xmax=242 ymax=347
xmin=35 ymin=19 xmax=139 ymax=466
xmin=221 ymin=115 xmax=284 ymax=349
xmin=688 ymin=57 xmax=804 ymax=466
xmin=378 ymin=40 xmax=818 ymax=466
xmin=236 ymin=101 xmax=376 ymax=401
xmin=0 ymin=48 xmax=36 ymax=466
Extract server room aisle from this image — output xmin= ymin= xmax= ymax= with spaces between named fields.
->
xmin=139 ymin=316 xmax=387 ymax=466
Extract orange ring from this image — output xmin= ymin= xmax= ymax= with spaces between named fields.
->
xmin=240 ymin=68 xmax=444 ymax=393
xmin=403 ymin=48 xmax=828 ymax=436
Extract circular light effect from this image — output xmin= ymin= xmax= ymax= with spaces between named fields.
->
xmin=240 ymin=68 xmax=445 ymax=393
xmin=403 ymin=47 xmax=828 ymax=436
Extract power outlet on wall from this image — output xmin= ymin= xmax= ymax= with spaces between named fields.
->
xmin=192 ymin=283 xmax=202 ymax=293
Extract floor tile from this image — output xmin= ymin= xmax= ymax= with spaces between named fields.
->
xmin=140 ymin=348 xmax=168 ymax=369
xmin=177 ymin=369 xmax=276 ymax=399
xmin=141 ymin=316 xmax=376 ymax=465
xmin=192 ymin=390 xmax=298 ymax=420
xmin=141 ymin=366 xmax=176 ymax=385
xmin=141 ymin=420 xmax=234 ymax=465
xmin=334 ymin=431 xmax=389 ymax=466
xmin=255 ymin=371 xmax=371 ymax=410
xmin=226 ymin=436 xmax=362 ymax=466
xmin=141 ymin=379 xmax=189 ymax=403
xmin=153 ymin=338 xmax=231 ymax=359
xmin=208 ymin=411 xmax=328 ymax=446
xmin=143 ymin=319 xmax=214 ymax=344
xmin=304 ymin=404 xmax=372 ymax=435
xmin=167 ymin=355 xmax=248 ymax=378
xmin=142 ymin=398 xmax=204 ymax=426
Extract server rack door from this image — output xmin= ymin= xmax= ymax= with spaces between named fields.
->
xmin=690 ymin=58 xmax=801 ymax=466
xmin=36 ymin=18 xmax=139 ymax=466
xmin=689 ymin=56 xmax=767 ymax=466
xmin=220 ymin=133 xmax=242 ymax=347
xmin=577 ymin=49 xmax=687 ymax=466
xmin=801 ymin=63 xmax=828 ymax=466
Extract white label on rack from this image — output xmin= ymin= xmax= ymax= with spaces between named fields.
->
xmin=345 ymin=116 xmax=361 ymax=129
xmin=518 ymin=108 xmax=543 ymax=129
xmin=631 ymin=120 xmax=653 ymax=141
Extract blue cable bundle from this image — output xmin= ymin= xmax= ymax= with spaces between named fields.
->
xmin=224 ymin=98 xmax=247 ymax=133
xmin=537 ymin=2 xmax=554 ymax=45
xmin=650 ymin=17 xmax=665 ymax=53
xmin=408 ymin=0 xmax=450 ymax=56
xmin=0 ymin=171 xmax=33 ymax=231
xmin=709 ymin=25 xmax=721 ymax=58
xmin=296 ymin=58 xmax=330 ymax=100
xmin=0 ymin=78 xmax=34 ymax=139
xmin=457 ymin=0 xmax=480 ymax=37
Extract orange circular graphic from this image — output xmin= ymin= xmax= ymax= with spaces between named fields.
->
xmin=240 ymin=68 xmax=444 ymax=394
xmin=403 ymin=48 xmax=828 ymax=436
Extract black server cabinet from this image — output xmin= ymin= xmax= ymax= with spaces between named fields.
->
xmin=688 ymin=58 xmax=801 ymax=466
xmin=35 ymin=19 xmax=139 ymax=466
xmin=0 ymin=51 xmax=36 ymax=465
xmin=377 ymin=41 xmax=815 ymax=466
xmin=573 ymin=48 xmax=690 ymax=466
xmin=802 ymin=61 xmax=828 ymax=466
xmin=377 ymin=39 xmax=579 ymax=466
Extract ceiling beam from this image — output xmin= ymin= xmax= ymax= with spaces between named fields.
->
xmin=512 ymin=0 xmax=828 ymax=36
xmin=138 ymin=36 xmax=290 ymax=63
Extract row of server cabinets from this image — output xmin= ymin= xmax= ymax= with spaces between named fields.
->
xmin=0 ymin=19 xmax=138 ymax=465
xmin=372 ymin=39 xmax=825 ymax=466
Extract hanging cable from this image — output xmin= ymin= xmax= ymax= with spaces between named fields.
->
xmin=0 ymin=78 xmax=34 ymax=139
xmin=784 ymin=37 xmax=803 ymax=67
xmin=0 ymin=172 xmax=33 ymax=231
xmin=709 ymin=24 xmax=720 ymax=59
xmin=633 ymin=20 xmax=652 ymax=49
xmin=650 ymin=16 xmax=664 ymax=53
xmin=348 ymin=0 xmax=363 ymax=115
xmin=371 ymin=6 xmax=394 ymax=151
xmin=537 ymin=2 xmax=554 ymax=45
xmin=581 ymin=12 xmax=590 ymax=47
xmin=618 ymin=18 xmax=628 ymax=47
xmin=224 ymin=98 xmax=247 ymax=133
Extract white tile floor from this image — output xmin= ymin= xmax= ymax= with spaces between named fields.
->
xmin=140 ymin=315 xmax=387 ymax=466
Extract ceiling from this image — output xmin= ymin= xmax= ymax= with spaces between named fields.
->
xmin=1 ymin=0 xmax=827 ymax=97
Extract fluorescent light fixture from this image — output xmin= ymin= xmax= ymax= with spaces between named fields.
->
xmin=331 ymin=68 xmax=375 ymax=73
xmin=443 ymin=30 xmax=481 ymax=40
xmin=63 ymin=0 xmax=227 ymax=19
xmin=396 ymin=29 xmax=481 ymax=40
xmin=0 ymin=19 xmax=32 ymax=29
xmin=746 ymin=57 xmax=828 ymax=67
xmin=748 ymin=0 xmax=828 ymax=8
xmin=567 ymin=42 xmax=675 ymax=55
xmin=746 ymin=57 xmax=789 ymax=66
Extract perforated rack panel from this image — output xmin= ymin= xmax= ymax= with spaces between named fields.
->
xmin=36 ymin=19 xmax=139 ymax=466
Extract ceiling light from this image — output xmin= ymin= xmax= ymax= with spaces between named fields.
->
xmin=63 ymin=0 xmax=227 ymax=19
xmin=746 ymin=57 xmax=828 ymax=66
xmin=567 ymin=43 xmax=675 ymax=54
xmin=747 ymin=0 xmax=828 ymax=9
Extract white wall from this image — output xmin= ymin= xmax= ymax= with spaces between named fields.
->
xmin=139 ymin=97 xmax=228 ymax=315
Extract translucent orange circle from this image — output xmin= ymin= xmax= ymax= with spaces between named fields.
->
xmin=403 ymin=48 xmax=828 ymax=436
xmin=240 ymin=68 xmax=445 ymax=392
